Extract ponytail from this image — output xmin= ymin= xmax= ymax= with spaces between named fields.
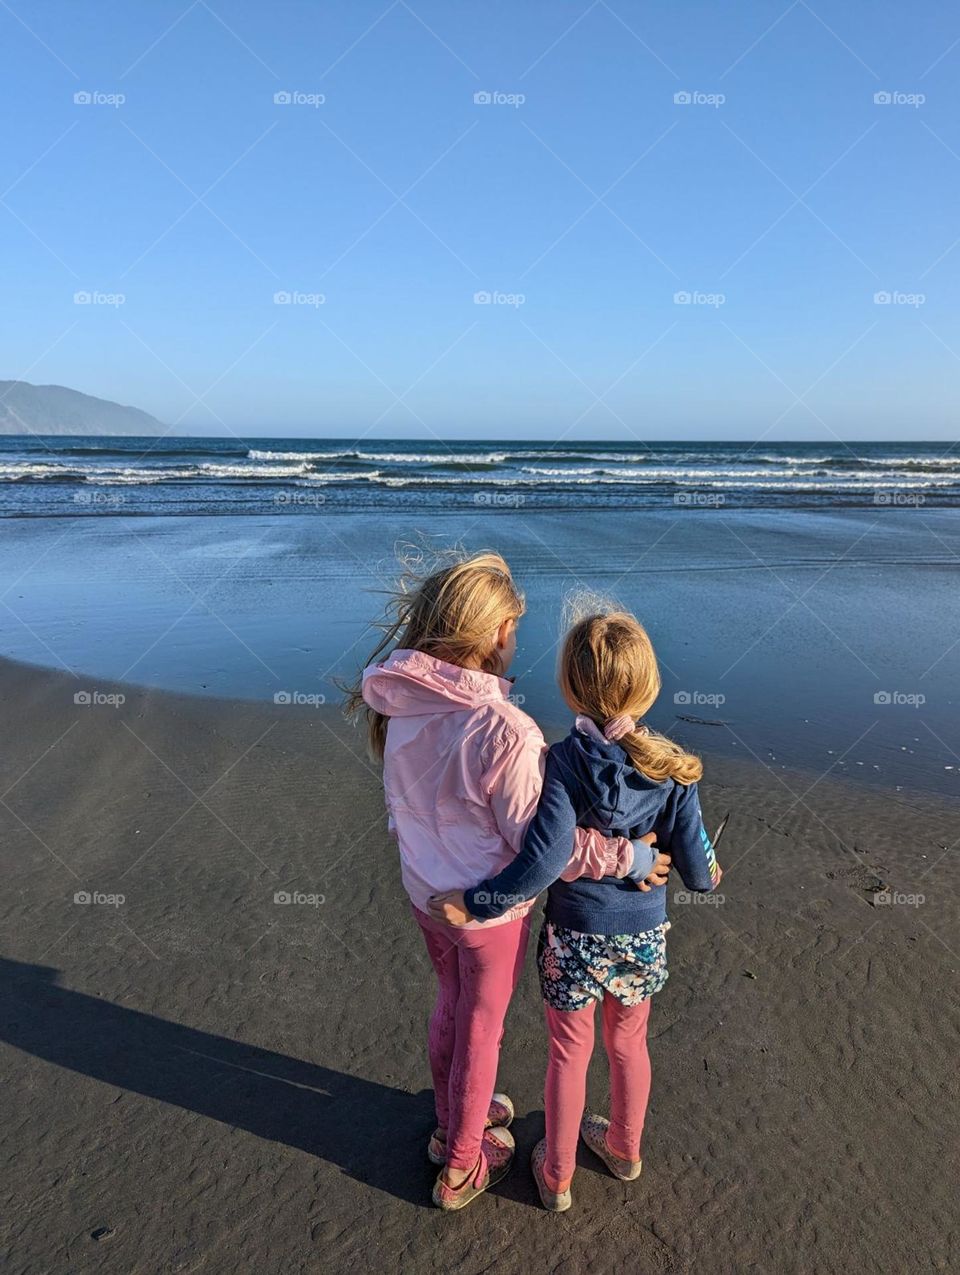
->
xmin=559 ymin=606 xmax=702 ymax=785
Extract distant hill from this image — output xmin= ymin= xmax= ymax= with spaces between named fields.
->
xmin=0 ymin=382 xmax=165 ymax=436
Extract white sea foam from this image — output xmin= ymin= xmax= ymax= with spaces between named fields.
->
xmin=247 ymin=448 xmax=507 ymax=465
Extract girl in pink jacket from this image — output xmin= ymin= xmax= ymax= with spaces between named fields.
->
xmin=347 ymin=550 xmax=663 ymax=1210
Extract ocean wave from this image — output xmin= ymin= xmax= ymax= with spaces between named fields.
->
xmin=372 ymin=473 xmax=957 ymax=490
xmin=242 ymin=446 xmax=960 ymax=474
xmin=522 ymin=465 xmax=822 ymax=479
xmin=247 ymin=448 xmax=509 ymax=465
xmin=0 ymin=463 xmax=87 ymax=482
xmin=53 ymin=442 xmax=249 ymax=459
xmin=2 ymin=456 xmax=957 ymax=491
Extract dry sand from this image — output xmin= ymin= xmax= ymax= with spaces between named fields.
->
xmin=0 ymin=656 xmax=957 ymax=1274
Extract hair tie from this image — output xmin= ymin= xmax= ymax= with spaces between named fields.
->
xmin=603 ymin=714 xmax=637 ymax=741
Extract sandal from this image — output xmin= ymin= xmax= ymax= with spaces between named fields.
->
xmin=580 ymin=1112 xmax=642 ymax=1181
xmin=432 ymin=1127 xmax=515 ymax=1211
xmin=427 ymin=1092 xmax=514 ymax=1166
xmin=530 ymin=1138 xmax=572 ymax=1212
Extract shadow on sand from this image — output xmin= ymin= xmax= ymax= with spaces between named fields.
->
xmin=1 ymin=956 xmax=448 ymax=1207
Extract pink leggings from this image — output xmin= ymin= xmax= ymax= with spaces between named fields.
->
xmin=543 ymin=995 xmax=652 ymax=1191
xmin=414 ymin=907 xmax=531 ymax=1171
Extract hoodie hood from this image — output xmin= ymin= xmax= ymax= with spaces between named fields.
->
xmin=362 ymin=649 xmax=513 ymax=717
xmin=564 ymin=719 xmax=665 ymax=827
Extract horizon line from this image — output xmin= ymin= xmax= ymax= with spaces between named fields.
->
xmin=0 ymin=434 xmax=947 ymax=446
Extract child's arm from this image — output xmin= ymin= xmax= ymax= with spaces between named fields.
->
xmin=481 ymin=721 xmax=640 ymax=883
xmin=661 ymin=781 xmax=722 ymax=891
xmin=464 ymin=747 xmax=578 ymax=919
xmin=436 ymin=745 xmax=667 ymax=924
xmin=560 ymin=833 xmax=663 ymax=885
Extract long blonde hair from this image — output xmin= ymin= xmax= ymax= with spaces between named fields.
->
xmin=558 ymin=602 xmax=702 ymax=785
xmin=343 ymin=547 xmax=525 ymax=761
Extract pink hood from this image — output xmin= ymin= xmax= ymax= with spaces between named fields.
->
xmin=362 ymin=648 xmax=515 ymax=718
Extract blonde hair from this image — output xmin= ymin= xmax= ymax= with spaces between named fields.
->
xmin=558 ymin=599 xmax=702 ymax=785
xmin=343 ymin=547 xmax=525 ymax=761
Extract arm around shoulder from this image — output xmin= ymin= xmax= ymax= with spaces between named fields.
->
xmin=466 ymin=745 xmax=578 ymax=919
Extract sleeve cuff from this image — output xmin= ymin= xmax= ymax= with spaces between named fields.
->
xmin=625 ymin=838 xmax=659 ymax=882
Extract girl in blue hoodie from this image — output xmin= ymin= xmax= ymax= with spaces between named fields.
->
xmin=429 ymin=608 xmax=722 ymax=1211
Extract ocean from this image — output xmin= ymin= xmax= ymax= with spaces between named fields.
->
xmin=2 ymin=436 xmax=959 ymax=516
xmin=0 ymin=476 xmax=957 ymax=794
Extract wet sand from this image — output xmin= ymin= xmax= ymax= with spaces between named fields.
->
xmin=0 ymin=655 xmax=957 ymax=1274
xmin=1 ymin=507 xmax=959 ymax=797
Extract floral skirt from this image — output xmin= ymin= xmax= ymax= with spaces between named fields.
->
xmin=537 ymin=919 xmax=670 ymax=1011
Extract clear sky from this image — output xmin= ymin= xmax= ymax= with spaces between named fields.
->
xmin=2 ymin=1 xmax=958 ymax=439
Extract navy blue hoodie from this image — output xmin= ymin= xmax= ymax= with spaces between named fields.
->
xmin=464 ymin=723 xmax=720 ymax=935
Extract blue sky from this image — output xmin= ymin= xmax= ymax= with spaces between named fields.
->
xmin=2 ymin=0 xmax=958 ymax=439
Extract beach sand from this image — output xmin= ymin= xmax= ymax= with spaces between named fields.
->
xmin=0 ymin=655 xmax=957 ymax=1274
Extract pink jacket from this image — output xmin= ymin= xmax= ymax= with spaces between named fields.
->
xmin=361 ymin=649 xmax=633 ymax=927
